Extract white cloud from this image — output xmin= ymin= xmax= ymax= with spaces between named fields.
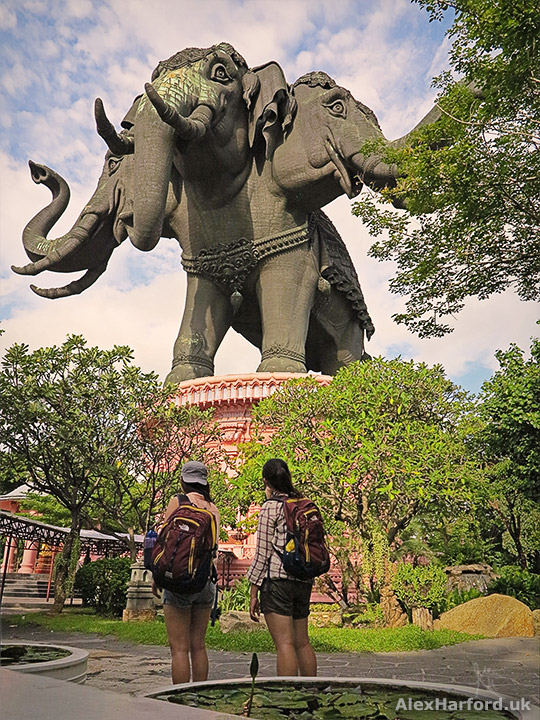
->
xmin=0 ymin=6 xmax=17 ymax=30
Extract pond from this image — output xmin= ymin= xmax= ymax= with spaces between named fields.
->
xmin=1 ymin=644 xmax=72 ymax=666
xmin=151 ymin=681 xmax=516 ymax=719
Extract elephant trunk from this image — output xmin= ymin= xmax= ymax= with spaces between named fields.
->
xmin=350 ymin=151 xmax=399 ymax=191
xmin=130 ymin=75 xmax=214 ymax=252
xmin=13 ymin=162 xmax=99 ymax=276
xmin=21 ymin=161 xmax=71 ymax=261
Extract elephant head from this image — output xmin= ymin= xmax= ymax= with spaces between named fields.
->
xmin=256 ymin=70 xmax=435 ymax=213
xmin=11 ymin=151 xmax=131 ymax=298
xmin=12 ymin=42 xmax=253 ymax=297
xmin=115 ymin=42 xmax=252 ymax=251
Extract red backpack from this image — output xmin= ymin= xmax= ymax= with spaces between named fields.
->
xmin=272 ymin=495 xmax=330 ymax=580
xmin=150 ymin=495 xmax=217 ymax=593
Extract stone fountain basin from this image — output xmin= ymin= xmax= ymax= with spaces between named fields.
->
xmin=2 ymin=641 xmax=88 ymax=684
xmin=146 ymin=676 xmax=539 ymax=720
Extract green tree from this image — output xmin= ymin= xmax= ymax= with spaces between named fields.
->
xmin=0 ymin=335 xmax=160 ymax=611
xmin=237 ymin=359 xmax=483 ymax=602
xmin=89 ymin=399 xmax=228 ymax=557
xmin=353 ymin=0 xmax=540 ymax=337
xmin=477 ymin=337 xmax=540 ymax=570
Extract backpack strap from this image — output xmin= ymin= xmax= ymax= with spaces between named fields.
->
xmin=264 ymin=494 xmax=290 ymax=569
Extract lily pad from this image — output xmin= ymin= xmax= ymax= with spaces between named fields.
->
xmin=152 ymin=682 xmax=514 ymax=719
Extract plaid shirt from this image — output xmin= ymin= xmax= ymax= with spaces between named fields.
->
xmin=246 ymin=496 xmax=310 ymax=587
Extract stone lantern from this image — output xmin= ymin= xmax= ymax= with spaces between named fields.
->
xmin=122 ymin=561 xmax=157 ymax=622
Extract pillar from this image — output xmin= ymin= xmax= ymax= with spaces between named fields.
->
xmin=1 ymin=538 xmax=18 ymax=573
xmin=18 ymin=541 xmax=39 ymax=574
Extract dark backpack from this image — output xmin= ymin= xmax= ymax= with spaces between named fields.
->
xmin=150 ymin=494 xmax=217 ymax=593
xmin=272 ymin=495 xmax=330 ymax=580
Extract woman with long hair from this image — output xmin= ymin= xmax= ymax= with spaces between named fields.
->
xmin=247 ymin=458 xmax=317 ymax=676
xmin=154 ymin=461 xmax=220 ymax=684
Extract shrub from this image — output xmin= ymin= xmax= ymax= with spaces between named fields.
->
xmin=74 ymin=557 xmax=132 ymax=617
xmin=310 ymin=603 xmax=341 ymax=613
xmin=488 ymin=566 xmax=540 ymax=610
xmin=219 ymin=577 xmax=251 ymax=613
xmin=438 ymin=587 xmax=483 ymax=614
xmin=392 ymin=563 xmax=447 ymax=611
xmin=349 ymin=603 xmax=385 ymax=627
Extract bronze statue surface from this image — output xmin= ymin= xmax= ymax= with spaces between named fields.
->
xmin=12 ymin=43 xmax=438 ymax=383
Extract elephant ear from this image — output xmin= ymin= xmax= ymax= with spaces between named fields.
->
xmin=246 ymin=62 xmax=295 ymax=160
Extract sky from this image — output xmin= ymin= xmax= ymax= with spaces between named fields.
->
xmin=1 ymin=0 xmax=538 ymax=395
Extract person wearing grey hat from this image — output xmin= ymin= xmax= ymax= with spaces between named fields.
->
xmin=155 ymin=460 xmax=220 ymax=684
xmin=181 ymin=460 xmax=208 ymax=485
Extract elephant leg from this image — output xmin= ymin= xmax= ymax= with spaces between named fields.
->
xmin=255 ymin=242 xmax=319 ymax=373
xmin=165 ymin=275 xmax=233 ymax=384
xmin=307 ymin=288 xmax=367 ymax=375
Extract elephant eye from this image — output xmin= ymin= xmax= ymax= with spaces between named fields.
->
xmin=107 ymin=157 xmax=121 ymax=175
xmin=211 ymin=64 xmax=231 ymax=83
xmin=327 ymin=100 xmax=346 ymax=118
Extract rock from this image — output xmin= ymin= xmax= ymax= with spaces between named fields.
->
xmin=412 ymin=607 xmax=433 ymax=631
xmin=434 ymin=593 xmax=534 ymax=637
xmin=532 ymin=609 xmax=540 ymax=637
xmin=380 ymin=585 xmax=408 ymax=628
xmin=309 ymin=612 xmax=342 ymax=628
xmin=219 ymin=611 xmax=267 ymax=633
xmin=444 ymin=563 xmax=497 ymax=593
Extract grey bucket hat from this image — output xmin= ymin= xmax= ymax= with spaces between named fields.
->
xmin=181 ymin=460 xmax=208 ymax=485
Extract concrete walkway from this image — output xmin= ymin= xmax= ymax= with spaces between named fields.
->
xmin=2 ymin=618 xmax=538 ymax=706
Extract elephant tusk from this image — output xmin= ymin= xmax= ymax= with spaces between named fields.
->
xmin=13 ymin=215 xmax=101 ymax=276
xmin=29 ymin=260 xmax=109 ymax=299
xmin=95 ymin=98 xmax=134 ymax=155
xmin=324 ymin=138 xmax=353 ymax=198
xmin=144 ymin=83 xmax=213 ymax=142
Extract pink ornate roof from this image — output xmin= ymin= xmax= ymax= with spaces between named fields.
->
xmin=174 ymin=372 xmax=330 ymax=409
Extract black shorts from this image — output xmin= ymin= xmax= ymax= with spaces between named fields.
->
xmin=259 ymin=578 xmax=312 ymax=619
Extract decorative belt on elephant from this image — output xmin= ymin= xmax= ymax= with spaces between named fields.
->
xmin=181 ymin=222 xmax=310 ymax=311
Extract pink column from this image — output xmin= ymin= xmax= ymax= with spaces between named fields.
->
xmin=18 ymin=541 xmax=39 ymax=574
xmin=1 ymin=538 xmax=18 ymax=573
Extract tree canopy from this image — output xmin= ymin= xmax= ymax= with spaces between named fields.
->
xmin=235 ymin=359 xmax=484 ymax=604
xmin=353 ymin=0 xmax=540 ymax=337
xmin=0 ymin=335 xmax=224 ymax=609
xmin=477 ymin=336 xmax=540 ymax=569
xmin=238 ymin=359 xmax=482 ymax=546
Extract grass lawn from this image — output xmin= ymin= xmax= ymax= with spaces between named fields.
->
xmin=4 ymin=609 xmax=481 ymax=653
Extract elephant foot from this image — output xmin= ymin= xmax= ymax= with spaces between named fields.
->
xmin=165 ymin=355 xmax=215 ymax=384
xmin=257 ymin=347 xmax=307 ymax=374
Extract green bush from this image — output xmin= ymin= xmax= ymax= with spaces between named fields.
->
xmin=488 ymin=566 xmax=540 ymax=609
xmin=349 ymin=603 xmax=384 ymax=627
xmin=393 ymin=563 xmax=447 ymax=611
xmin=310 ymin=603 xmax=341 ymax=613
xmin=219 ymin=577 xmax=251 ymax=613
xmin=74 ymin=557 xmax=132 ymax=617
xmin=438 ymin=587 xmax=483 ymax=614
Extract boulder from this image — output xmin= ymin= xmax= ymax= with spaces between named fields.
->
xmin=532 ymin=609 xmax=540 ymax=637
xmin=309 ymin=611 xmax=342 ymax=628
xmin=434 ymin=593 xmax=534 ymax=637
xmin=219 ymin=611 xmax=267 ymax=633
xmin=444 ymin=563 xmax=497 ymax=592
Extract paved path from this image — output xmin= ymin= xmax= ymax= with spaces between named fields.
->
xmin=2 ymin=620 xmax=538 ymax=705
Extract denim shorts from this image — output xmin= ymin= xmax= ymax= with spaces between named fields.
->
xmin=163 ymin=579 xmax=216 ymax=609
xmin=259 ymin=578 xmax=312 ymax=619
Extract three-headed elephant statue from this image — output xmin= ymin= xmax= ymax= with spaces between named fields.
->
xmin=13 ymin=42 xmax=439 ymax=383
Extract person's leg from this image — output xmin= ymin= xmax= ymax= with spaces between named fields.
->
xmin=163 ymin=604 xmax=192 ymax=683
xmin=264 ymin=612 xmax=299 ymax=676
xmin=293 ymin=616 xmax=317 ymax=676
xmin=189 ymin=604 xmax=213 ymax=681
